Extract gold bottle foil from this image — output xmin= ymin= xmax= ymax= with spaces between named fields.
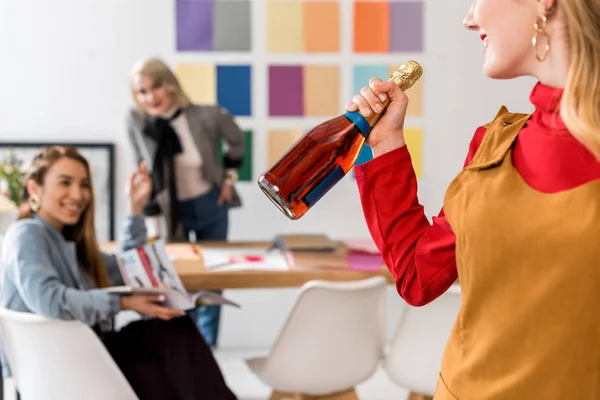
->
xmin=362 ymin=60 xmax=423 ymax=127
xmin=390 ymin=60 xmax=423 ymax=91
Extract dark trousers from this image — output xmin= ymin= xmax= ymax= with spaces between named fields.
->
xmin=179 ymin=189 xmax=228 ymax=347
xmin=101 ymin=315 xmax=237 ymax=400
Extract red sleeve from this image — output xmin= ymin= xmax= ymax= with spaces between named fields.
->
xmin=354 ymin=126 xmax=487 ymax=306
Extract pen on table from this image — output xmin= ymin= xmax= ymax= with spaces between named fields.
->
xmin=206 ymin=255 xmax=265 ymax=271
xmin=206 ymin=261 xmax=236 ymax=270
xmin=188 ymin=230 xmax=202 ymax=257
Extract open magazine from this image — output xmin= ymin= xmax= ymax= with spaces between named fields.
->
xmin=107 ymin=240 xmax=240 ymax=310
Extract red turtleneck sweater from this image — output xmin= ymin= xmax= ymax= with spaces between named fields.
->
xmin=355 ymin=83 xmax=600 ymax=306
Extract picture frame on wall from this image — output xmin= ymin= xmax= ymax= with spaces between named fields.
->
xmin=0 ymin=142 xmax=116 ymax=241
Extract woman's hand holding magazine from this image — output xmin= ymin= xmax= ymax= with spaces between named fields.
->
xmin=120 ymin=293 xmax=186 ymax=320
xmin=105 ymin=240 xmax=240 ymax=316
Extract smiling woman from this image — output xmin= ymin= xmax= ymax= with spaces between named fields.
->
xmin=19 ymin=146 xmax=109 ymax=286
xmin=347 ymin=0 xmax=600 ymax=398
xmin=0 ymin=145 xmax=238 ymax=399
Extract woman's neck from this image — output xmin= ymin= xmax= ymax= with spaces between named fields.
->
xmin=533 ymin=18 xmax=570 ymax=88
xmin=37 ymin=210 xmax=64 ymax=232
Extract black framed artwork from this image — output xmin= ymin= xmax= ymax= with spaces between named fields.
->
xmin=0 ymin=142 xmax=116 ymax=241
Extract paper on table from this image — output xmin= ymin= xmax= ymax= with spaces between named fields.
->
xmin=343 ymin=238 xmax=380 ymax=254
xmin=346 ymin=254 xmax=384 ymax=272
xmin=200 ymin=247 xmax=293 ymax=271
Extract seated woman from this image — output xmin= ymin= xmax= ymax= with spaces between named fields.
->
xmin=0 ymin=146 xmax=237 ymax=400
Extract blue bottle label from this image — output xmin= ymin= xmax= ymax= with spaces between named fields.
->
xmin=302 ymin=165 xmax=346 ymax=207
xmin=342 ymin=111 xmax=371 ymax=138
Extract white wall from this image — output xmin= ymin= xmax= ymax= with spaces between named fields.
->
xmin=0 ymin=0 xmax=538 ymax=348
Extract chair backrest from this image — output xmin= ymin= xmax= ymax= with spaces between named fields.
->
xmin=384 ymin=285 xmax=461 ymax=395
xmin=263 ymin=276 xmax=387 ymax=394
xmin=0 ymin=308 xmax=138 ymax=400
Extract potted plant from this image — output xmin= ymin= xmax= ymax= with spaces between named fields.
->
xmin=0 ymin=149 xmax=25 ymax=238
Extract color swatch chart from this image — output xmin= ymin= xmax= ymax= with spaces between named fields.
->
xmin=174 ymin=0 xmax=425 ymax=182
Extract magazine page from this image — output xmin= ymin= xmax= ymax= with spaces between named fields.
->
xmin=104 ymin=286 xmax=194 ymax=310
xmin=144 ymin=240 xmax=187 ymax=293
xmin=115 ymin=247 xmax=157 ymax=288
xmin=116 ymin=241 xmax=186 ymax=293
xmin=189 ymin=290 xmax=241 ymax=308
xmin=113 ymin=241 xmax=242 ymax=310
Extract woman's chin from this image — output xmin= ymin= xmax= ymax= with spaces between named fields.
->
xmin=483 ymin=57 xmax=523 ymax=80
xmin=59 ymin=214 xmax=82 ymax=226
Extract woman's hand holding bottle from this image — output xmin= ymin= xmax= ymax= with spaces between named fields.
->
xmin=344 ymin=77 xmax=410 ymax=157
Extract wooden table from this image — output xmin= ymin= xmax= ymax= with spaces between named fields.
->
xmin=100 ymin=241 xmax=394 ymax=291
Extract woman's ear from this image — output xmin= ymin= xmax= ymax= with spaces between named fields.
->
xmin=538 ymin=0 xmax=557 ymax=15
xmin=26 ymin=180 xmax=39 ymax=198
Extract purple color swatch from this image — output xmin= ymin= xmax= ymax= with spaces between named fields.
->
xmin=390 ymin=1 xmax=424 ymax=52
xmin=269 ymin=66 xmax=304 ymax=116
xmin=176 ymin=0 xmax=213 ymax=51
xmin=346 ymin=254 xmax=384 ymax=272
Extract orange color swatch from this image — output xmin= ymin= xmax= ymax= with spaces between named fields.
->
xmin=304 ymin=2 xmax=340 ymax=52
xmin=303 ymin=65 xmax=340 ymax=116
xmin=353 ymin=1 xmax=390 ymax=53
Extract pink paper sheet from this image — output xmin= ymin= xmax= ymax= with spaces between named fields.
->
xmin=345 ymin=253 xmax=384 ymax=271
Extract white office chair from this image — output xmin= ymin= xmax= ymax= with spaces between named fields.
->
xmin=0 ymin=308 xmax=138 ymax=400
xmin=383 ymin=285 xmax=461 ymax=398
xmin=245 ymin=276 xmax=387 ymax=400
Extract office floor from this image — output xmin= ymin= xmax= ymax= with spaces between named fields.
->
xmin=2 ymin=347 xmax=410 ymax=400
xmin=215 ymin=347 xmax=410 ymax=400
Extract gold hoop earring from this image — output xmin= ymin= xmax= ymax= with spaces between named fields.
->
xmin=532 ymin=14 xmax=550 ymax=62
xmin=29 ymin=194 xmax=40 ymax=212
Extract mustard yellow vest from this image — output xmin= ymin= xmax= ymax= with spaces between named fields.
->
xmin=435 ymin=107 xmax=600 ymax=399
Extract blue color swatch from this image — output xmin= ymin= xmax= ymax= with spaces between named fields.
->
xmin=217 ymin=65 xmax=252 ymax=116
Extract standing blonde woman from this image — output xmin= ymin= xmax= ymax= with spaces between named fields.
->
xmin=126 ymin=57 xmax=245 ymax=347
xmin=347 ymin=0 xmax=600 ymax=398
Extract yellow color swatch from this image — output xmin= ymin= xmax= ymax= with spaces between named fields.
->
xmin=304 ymin=2 xmax=340 ymax=52
xmin=267 ymin=129 xmax=305 ymax=166
xmin=303 ymin=65 xmax=340 ymax=117
xmin=267 ymin=1 xmax=304 ymax=53
xmin=404 ymin=127 xmax=423 ymax=178
xmin=389 ymin=65 xmax=423 ymax=117
xmin=175 ymin=64 xmax=216 ymax=104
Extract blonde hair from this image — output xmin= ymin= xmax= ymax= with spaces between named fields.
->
xmin=559 ymin=0 xmax=600 ymax=159
xmin=19 ymin=146 xmax=111 ymax=288
xmin=129 ymin=57 xmax=191 ymax=113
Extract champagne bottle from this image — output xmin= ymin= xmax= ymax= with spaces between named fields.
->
xmin=258 ymin=60 xmax=423 ymax=220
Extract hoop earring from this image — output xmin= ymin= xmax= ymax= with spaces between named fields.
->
xmin=29 ymin=194 xmax=40 ymax=212
xmin=532 ymin=14 xmax=550 ymax=62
